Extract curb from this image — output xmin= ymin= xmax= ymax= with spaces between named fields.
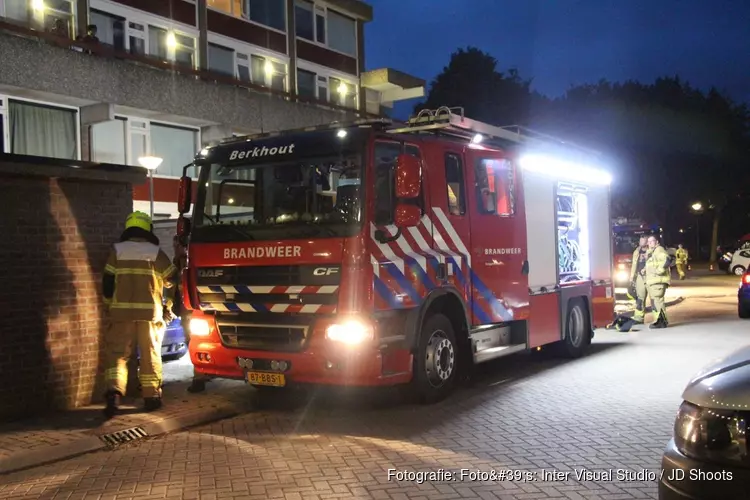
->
xmin=0 ymin=404 xmax=246 ymax=476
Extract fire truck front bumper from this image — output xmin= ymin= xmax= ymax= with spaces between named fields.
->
xmin=189 ymin=338 xmax=414 ymax=388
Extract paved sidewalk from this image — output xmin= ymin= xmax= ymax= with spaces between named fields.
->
xmin=0 ymin=377 xmax=250 ymax=475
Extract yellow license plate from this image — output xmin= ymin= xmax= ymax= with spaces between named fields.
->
xmin=246 ymin=371 xmax=286 ymax=387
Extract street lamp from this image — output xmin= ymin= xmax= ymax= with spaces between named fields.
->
xmin=138 ymin=156 xmax=163 ymax=218
xmin=690 ymin=201 xmax=705 ymax=260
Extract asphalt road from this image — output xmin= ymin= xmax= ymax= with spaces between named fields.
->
xmin=0 ymin=276 xmax=745 ymax=500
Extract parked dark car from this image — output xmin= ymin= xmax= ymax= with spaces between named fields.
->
xmin=161 ymin=318 xmax=188 ymax=360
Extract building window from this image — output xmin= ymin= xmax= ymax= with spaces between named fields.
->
xmin=444 ymin=153 xmax=466 ymax=216
xmin=128 ymin=22 xmax=146 ymax=55
xmin=209 ymin=43 xmax=235 ymax=76
xmin=8 ymin=100 xmax=77 ymax=160
xmin=294 ymin=0 xmax=314 ymax=41
xmin=475 ymin=158 xmax=515 ymax=216
xmin=247 ymin=0 xmax=286 ymax=31
xmin=328 ymin=76 xmax=356 ymax=109
xmin=314 ymin=5 xmax=325 ymax=44
xmin=90 ymin=9 xmax=126 ymax=50
xmin=297 ymin=68 xmax=316 ymax=99
xmin=148 ymin=26 xmax=195 ymax=67
xmin=250 ymin=55 xmax=286 ymax=91
xmin=151 ymin=123 xmax=199 ymax=178
xmin=207 ymin=0 xmax=243 ymax=17
xmin=91 ymin=118 xmax=127 ymax=164
xmin=327 ymin=10 xmax=355 ymax=56
xmin=4 ymin=0 xmax=30 ymax=24
xmin=237 ymin=53 xmax=251 ymax=81
xmin=43 ymin=0 xmax=75 ymax=37
xmin=317 ymin=75 xmax=327 ymax=101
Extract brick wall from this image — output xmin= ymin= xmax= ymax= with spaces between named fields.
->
xmin=0 ymin=162 xmax=139 ymax=421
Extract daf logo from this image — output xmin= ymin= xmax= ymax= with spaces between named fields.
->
xmin=198 ymin=269 xmax=224 ymax=278
xmin=313 ymin=267 xmax=339 ymax=276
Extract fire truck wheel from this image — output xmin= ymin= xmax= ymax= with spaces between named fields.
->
xmin=558 ymin=299 xmax=590 ymax=358
xmin=410 ymin=313 xmax=459 ymax=404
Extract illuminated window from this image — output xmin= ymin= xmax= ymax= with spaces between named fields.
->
xmin=475 ymin=158 xmax=515 ymax=216
xmin=207 ymin=0 xmax=243 ymax=17
xmin=328 ymin=77 xmax=356 ymax=109
xmin=250 ymin=55 xmax=285 ymax=91
xmin=444 ymin=153 xmax=465 ymax=216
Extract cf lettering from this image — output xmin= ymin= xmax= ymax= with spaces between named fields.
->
xmin=313 ymin=268 xmax=339 ymax=276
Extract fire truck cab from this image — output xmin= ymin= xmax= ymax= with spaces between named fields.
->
xmin=175 ymin=107 xmax=615 ymax=403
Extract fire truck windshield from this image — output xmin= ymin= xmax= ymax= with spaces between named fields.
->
xmin=192 ymin=153 xmax=363 ymax=241
xmin=614 ymin=232 xmax=641 ymax=255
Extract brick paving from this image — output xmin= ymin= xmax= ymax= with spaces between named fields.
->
xmin=0 ymin=289 xmax=743 ymax=499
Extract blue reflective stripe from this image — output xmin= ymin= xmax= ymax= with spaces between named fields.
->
xmin=382 ymin=262 xmax=422 ymax=304
xmin=374 ymin=276 xmax=402 ymax=309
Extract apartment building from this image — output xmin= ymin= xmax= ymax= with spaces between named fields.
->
xmin=0 ymin=0 xmax=424 ymax=219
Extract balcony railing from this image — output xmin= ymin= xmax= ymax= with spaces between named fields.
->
xmin=0 ymin=15 xmax=376 ymax=118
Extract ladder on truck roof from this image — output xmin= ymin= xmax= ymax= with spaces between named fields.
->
xmin=220 ymin=117 xmax=394 ymax=145
xmin=387 ymin=106 xmax=601 ymax=159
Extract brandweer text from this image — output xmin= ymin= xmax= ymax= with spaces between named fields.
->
xmin=223 ymin=245 xmax=302 ymax=259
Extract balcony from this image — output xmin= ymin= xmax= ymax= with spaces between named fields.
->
xmin=0 ymin=14 xmax=371 ymax=136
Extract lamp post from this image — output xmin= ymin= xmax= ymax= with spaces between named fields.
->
xmin=690 ymin=202 xmax=704 ymax=260
xmin=138 ymin=156 xmax=163 ymax=218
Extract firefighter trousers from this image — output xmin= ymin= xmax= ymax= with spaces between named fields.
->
xmin=648 ymin=283 xmax=669 ymax=323
xmin=633 ymin=274 xmax=649 ymax=322
xmin=104 ymin=320 xmax=165 ymax=399
xmin=676 ymin=263 xmax=686 ymax=279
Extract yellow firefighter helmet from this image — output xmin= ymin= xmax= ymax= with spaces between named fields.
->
xmin=125 ymin=211 xmax=153 ymax=232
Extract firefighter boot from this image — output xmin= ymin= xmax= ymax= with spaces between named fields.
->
xmin=649 ymin=311 xmax=668 ymax=329
xmin=144 ymin=397 xmax=162 ymax=412
xmin=103 ymin=391 xmax=121 ymax=419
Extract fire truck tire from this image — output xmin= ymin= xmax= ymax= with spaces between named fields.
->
xmin=557 ymin=299 xmax=590 ymax=358
xmin=409 ymin=313 xmax=459 ymax=404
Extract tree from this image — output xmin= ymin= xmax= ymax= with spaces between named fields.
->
xmin=414 ymin=47 xmax=544 ymax=126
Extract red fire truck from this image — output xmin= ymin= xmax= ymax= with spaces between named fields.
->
xmin=612 ymin=219 xmax=661 ymax=287
xmin=174 ymin=107 xmax=615 ymax=403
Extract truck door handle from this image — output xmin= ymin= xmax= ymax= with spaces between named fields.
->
xmin=521 ymin=260 xmax=529 ymax=275
xmin=436 ymin=263 xmax=447 ymax=280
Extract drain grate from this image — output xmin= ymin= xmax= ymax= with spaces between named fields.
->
xmin=100 ymin=427 xmax=149 ymax=447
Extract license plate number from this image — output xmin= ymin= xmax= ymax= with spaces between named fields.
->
xmin=246 ymin=371 xmax=285 ymax=387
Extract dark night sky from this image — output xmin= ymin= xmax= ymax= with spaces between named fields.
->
xmin=364 ymin=0 xmax=750 ymax=119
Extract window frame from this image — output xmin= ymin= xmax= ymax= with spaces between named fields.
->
xmin=294 ymin=0 xmax=358 ymax=59
xmin=206 ymin=32 xmax=289 ymax=91
xmin=91 ymin=113 xmax=202 ymax=178
xmin=90 ymin=0 xmax=199 ymax=67
xmin=444 ymin=151 xmax=466 ymax=216
xmin=0 ymin=93 xmax=81 ymax=160
xmin=474 ymin=156 xmax=516 ymax=217
xmin=206 ymin=0 xmax=288 ymax=34
xmin=296 ymin=60 xmax=358 ymax=109
xmin=372 ymin=138 xmax=423 ymax=226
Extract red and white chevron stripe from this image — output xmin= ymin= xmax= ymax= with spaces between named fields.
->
xmin=196 ymin=285 xmax=339 ymax=294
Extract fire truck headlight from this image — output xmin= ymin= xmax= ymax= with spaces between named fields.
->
xmin=617 ymin=263 xmax=626 ymax=270
xmin=189 ymin=319 xmax=211 ymax=337
xmin=325 ymin=320 xmax=374 ymax=345
xmin=616 ymin=270 xmax=629 ymax=283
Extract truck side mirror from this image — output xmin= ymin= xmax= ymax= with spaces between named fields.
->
xmin=177 ymin=215 xmax=191 ymax=239
xmin=178 ymin=176 xmax=192 ymax=214
xmin=395 ymin=154 xmax=421 ymax=199
xmin=394 ymin=204 xmax=421 ymax=228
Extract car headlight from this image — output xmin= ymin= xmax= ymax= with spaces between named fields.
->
xmin=325 ymin=319 xmax=374 ymax=345
xmin=673 ymin=401 xmax=748 ymax=464
xmin=189 ymin=318 xmax=211 ymax=337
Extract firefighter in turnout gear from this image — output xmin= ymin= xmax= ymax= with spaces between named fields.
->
xmin=644 ymin=234 xmax=672 ymax=329
xmin=102 ymin=211 xmax=177 ymax=418
xmin=675 ymin=244 xmax=688 ymax=280
xmin=629 ymin=235 xmax=650 ymax=324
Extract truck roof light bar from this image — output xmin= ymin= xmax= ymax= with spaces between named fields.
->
xmin=220 ymin=118 xmax=394 ymax=145
xmin=388 ymin=106 xmax=602 ymax=159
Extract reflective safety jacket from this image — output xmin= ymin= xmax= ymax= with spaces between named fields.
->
xmin=630 ymin=247 xmax=648 ymax=281
xmin=675 ymin=248 xmax=688 ymax=264
xmin=103 ymin=238 xmax=177 ymax=322
xmin=645 ymin=245 xmax=672 ymax=286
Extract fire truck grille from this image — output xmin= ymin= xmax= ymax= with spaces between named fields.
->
xmin=216 ymin=320 xmax=308 ymax=352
